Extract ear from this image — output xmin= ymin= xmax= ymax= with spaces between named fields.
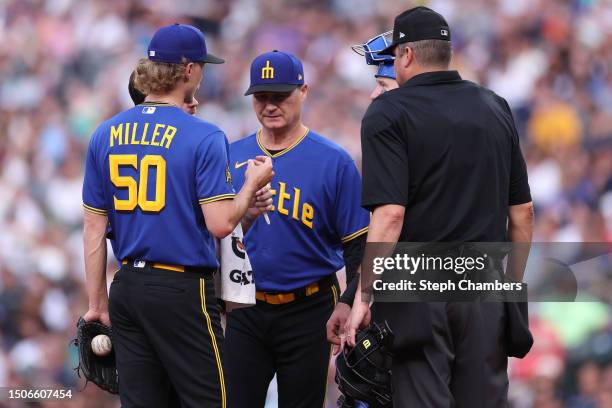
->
xmin=184 ymin=62 xmax=195 ymax=81
xmin=299 ymin=84 xmax=308 ymax=101
xmin=404 ymin=46 xmax=415 ymax=68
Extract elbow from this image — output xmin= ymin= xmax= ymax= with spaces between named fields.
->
xmin=525 ymin=202 xmax=535 ymax=225
xmin=508 ymin=201 xmax=535 ymax=236
xmin=512 ymin=201 xmax=535 ymax=226
xmin=377 ymin=205 xmax=405 ymax=229
xmin=208 ymin=222 xmax=235 ymax=239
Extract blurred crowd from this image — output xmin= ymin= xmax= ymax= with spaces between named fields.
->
xmin=0 ymin=0 xmax=610 ymax=406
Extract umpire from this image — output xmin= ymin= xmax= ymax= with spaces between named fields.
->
xmin=82 ymin=24 xmax=273 ymax=408
xmin=347 ymin=7 xmax=534 ymax=408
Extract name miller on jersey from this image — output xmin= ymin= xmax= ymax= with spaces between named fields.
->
xmin=110 ymin=122 xmax=177 ymax=149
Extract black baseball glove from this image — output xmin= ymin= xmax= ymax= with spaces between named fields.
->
xmin=73 ymin=317 xmax=119 ymax=394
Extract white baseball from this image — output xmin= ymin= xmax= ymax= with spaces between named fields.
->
xmin=91 ymin=334 xmax=112 ymax=356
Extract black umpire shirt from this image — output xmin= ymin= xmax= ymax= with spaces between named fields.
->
xmin=361 ymin=70 xmax=531 ymax=242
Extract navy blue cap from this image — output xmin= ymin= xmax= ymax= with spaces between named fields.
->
xmin=245 ymin=50 xmax=304 ymax=95
xmin=380 ymin=7 xmax=451 ymax=56
xmin=147 ymin=23 xmax=224 ymax=64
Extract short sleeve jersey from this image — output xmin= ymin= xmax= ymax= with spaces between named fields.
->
xmin=83 ymin=102 xmax=235 ymax=268
xmin=230 ymin=129 xmax=370 ymax=291
xmin=361 ymin=71 xmax=531 ymax=242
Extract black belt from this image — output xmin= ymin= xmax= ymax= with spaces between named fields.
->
xmin=122 ymin=260 xmax=215 ymax=276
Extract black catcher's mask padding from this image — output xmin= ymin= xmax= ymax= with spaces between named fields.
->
xmin=335 ymin=321 xmax=394 ymax=407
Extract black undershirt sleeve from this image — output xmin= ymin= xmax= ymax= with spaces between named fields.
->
xmin=339 ymin=234 xmax=366 ymax=305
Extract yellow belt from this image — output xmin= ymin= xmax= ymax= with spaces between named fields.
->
xmin=255 ymin=282 xmax=320 ymax=305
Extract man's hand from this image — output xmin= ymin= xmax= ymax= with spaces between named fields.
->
xmin=327 ymin=303 xmax=351 ymax=355
xmin=204 ymin=156 xmax=273 ymax=237
xmin=83 ymin=308 xmax=111 ymax=327
xmin=345 ymin=301 xmax=371 ymax=347
xmin=247 ymin=184 xmax=274 ymax=220
xmin=245 ymin=156 xmax=274 ymax=190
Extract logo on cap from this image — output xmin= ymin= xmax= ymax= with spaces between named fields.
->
xmin=261 ymin=60 xmax=275 ymax=79
xmin=399 ymin=32 xmax=405 ymax=38
xmin=441 ymin=29 xmax=448 ymax=36
xmin=298 ymin=73 xmax=302 ymax=81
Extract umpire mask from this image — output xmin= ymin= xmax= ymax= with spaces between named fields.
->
xmin=335 ymin=321 xmax=394 ymax=407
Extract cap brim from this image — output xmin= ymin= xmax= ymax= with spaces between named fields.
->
xmin=378 ymin=42 xmax=398 ymax=56
xmin=244 ymin=84 xmax=300 ymax=96
xmin=201 ymin=53 xmax=224 ymax=64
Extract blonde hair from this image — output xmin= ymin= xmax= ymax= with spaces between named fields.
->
xmin=133 ymin=57 xmax=188 ymax=95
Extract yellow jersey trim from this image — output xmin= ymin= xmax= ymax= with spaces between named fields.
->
xmin=83 ymin=204 xmax=107 ymax=215
xmin=200 ymin=278 xmax=226 ymax=408
xmin=331 ymin=285 xmax=338 ymax=305
xmin=199 ymin=193 xmax=236 ymax=205
xmin=341 ymin=226 xmax=368 ymax=243
xmin=256 ymin=127 xmax=309 ymax=158
xmin=323 ymin=284 xmax=339 ymax=408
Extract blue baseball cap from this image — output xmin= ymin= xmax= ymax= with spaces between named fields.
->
xmin=147 ymin=23 xmax=224 ymax=64
xmin=375 ymin=61 xmax=396 ymax=80
xmin=245 ymin=50 xmax=304 ymax=95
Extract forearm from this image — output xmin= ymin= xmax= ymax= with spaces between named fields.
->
xmin=367 ymin=213 xmax=403 ymax=243
xmin=241 ymin=211 xmax=256 ymax=233
xmin=360 ymin=205 xmax=404 ymax=302
xmin=340 ymin=272 xmax=359 ymax=305
xmin=229 ymin=182 xmax=257 ymax=229
xmin=339 ymin=234 xmax=367 ymax=305
xmin=203 ymin=183 xmax=258 ymax=238
xmin=83 ymin=212 xmax=109 ymax=311
xmin=507 ymin=202 xmax=534 ymax=282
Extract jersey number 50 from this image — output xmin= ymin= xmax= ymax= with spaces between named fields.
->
xmin=109 ymin=154 xmax=166 ymax=213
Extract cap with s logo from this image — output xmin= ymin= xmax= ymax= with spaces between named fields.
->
xmin=245 ymin=50 xmax=305 ymax=95
xmin=147 ymin=23 xmax=224 ymax=64
xmin=379 ymin=6 xmax=451 ymax=56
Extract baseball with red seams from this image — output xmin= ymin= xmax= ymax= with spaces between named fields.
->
xmin=91 ymin=334 xmax=112 ymax=356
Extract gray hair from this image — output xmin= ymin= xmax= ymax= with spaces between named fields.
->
xmin=400 ymin=40 xmax=452 ymax=68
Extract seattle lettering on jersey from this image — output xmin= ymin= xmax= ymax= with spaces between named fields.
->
xmin=269 ymin=181 xmax=314 ymax=229
xmin=110 ymin=122 xmax=177 ymax=149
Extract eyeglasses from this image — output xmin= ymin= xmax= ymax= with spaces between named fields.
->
xmin=351 ymin=30 xmax=394 ymax=65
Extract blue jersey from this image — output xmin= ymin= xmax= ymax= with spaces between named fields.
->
xmin=230 ymin=129 xmax=369 ymax=291
xmin=83 ymin=102 xmax=235 ymax=269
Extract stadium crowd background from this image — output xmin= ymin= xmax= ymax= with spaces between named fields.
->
xmin=0 ymin=0 xmax=610 ymax=406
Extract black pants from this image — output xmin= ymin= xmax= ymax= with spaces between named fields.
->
xmin=109 ymin=264 xmax=226 ymax=408
xmin=376 ymin=302 xmax=507 ymax=408
xmin=225 ymin=279 xmax=339 ymax=408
